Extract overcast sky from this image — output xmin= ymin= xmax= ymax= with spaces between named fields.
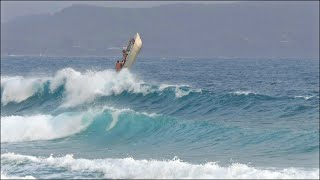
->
xmin=1 ymin=1 xmax=235 ymax=23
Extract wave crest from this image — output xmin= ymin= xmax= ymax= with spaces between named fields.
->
xmin=50 ymin=68 xmax=150 ymax=107
xmin=1 ymin=76 xmax=47 ymax=105
xmin=1 ymin=68 xmax=200 ymax=108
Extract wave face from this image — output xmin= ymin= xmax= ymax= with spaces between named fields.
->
xmin=1 ymin=56 xmax=319 ymax=178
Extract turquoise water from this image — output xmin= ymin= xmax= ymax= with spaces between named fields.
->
xmin=1 ymin=56 xmax=319 ymax=179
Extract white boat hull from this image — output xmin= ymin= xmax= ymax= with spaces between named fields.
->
xmin=123 ymin=33 xmax=142 ymax=69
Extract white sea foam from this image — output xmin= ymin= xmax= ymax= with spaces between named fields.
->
xmin=50 ymin=68 xmax=151 ymax=107
xmin=159 ymin=83 xmax=190 ymax=90
xmin=232 ymin=91 xmax=256 ymax=96
xmin=1 ymin=112 xmax=95 ymax=142
xmin=294 ymin=95 xmax=315 ymax=100
xmin=107 ymin=110 xmax=121 ymax=131
xmin=159 ymin=83 xmax=201 ymax=98
xmin=175 ymin=87 xmax=191 ymax=98
xmin=1 ymin=153 xmax=319 ymax=179
xmin=1 ymin=172 xmax=35 ymax=179
xmin=101 ymin=105 xmax=159 ymax=118
xmin=158 ymin=83 xmax=176 ymax=91
xmin=103 ymin=105 xmax=159 ymax=131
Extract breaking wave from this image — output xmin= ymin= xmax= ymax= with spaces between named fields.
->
xmin=1 ymin=68 xmax=199 ymax=107
xmin=0 ymin=106 xmax=161 ymax=143
xmin=1 ymin=153 xmax=318 ymax=179
xmin=1 ymin=112 xmax=96 ymax=142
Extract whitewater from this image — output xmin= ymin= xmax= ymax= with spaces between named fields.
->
xmin=1 ymin=56 xmax=319 ymax=179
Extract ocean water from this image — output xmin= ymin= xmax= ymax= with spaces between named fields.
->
xmin=1 ymin=56 xmax=319 ymax=179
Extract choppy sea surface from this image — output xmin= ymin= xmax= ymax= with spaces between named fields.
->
xmin=1 ymin=56 xmax=319 ymax=179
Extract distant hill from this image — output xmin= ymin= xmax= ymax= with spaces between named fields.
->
xmin=1 ymin=2 xmax=319 ymax=59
